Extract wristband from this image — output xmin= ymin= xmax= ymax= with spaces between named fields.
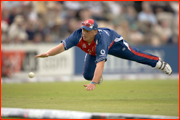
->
xmin=90 ymin=81 xmax=97 ymax=85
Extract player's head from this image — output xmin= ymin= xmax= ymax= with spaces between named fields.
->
xmin=81 ymin=19 xmax=98 ymax=42
xmin=81 ymin=19 xmax=98 ymax=31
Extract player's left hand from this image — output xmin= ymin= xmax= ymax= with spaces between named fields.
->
xmin=83 ymin=84 xmax=96 ymax=91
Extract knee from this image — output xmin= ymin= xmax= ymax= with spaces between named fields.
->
xmin=83 ymin=72 xmax=93 ymax=81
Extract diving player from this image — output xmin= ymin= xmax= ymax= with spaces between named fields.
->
xmin=35 ymin=19 xmax=172 ymax=91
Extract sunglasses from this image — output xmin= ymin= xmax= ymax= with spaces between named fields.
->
xmin=82 ymin=22 xmax=94 ymax=28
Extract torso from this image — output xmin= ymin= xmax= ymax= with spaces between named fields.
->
xmin=77 ymin=37 xmax=96 ymax=55
xmin=63 ymin=27 xmax=121 ymax=57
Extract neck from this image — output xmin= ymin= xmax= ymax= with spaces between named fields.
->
xmin=87 ymin=39 xmax=93 ymax=43
xmin=85 ymin=37 xmax=95 ymax=43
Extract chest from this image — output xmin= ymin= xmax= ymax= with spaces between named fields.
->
xmin=76 ymin=38 xmax=96 ymax=55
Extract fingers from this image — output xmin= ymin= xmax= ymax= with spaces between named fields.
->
xmin=86 ymin=87 xmax=95 ymax=91
xmin=35 ymin=55 xmax=39 ymax=58
xmin=35 ymin=53 xmax=49 ymax=58
xmin=83 ymin=84 xmax=95 ymax=91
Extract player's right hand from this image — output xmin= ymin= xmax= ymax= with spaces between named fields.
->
xmin=83 ymin=83 xmax=96 ymax=91
xmin=35 ymin=53 xmax=49 ymax=58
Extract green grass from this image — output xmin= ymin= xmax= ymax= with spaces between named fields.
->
xmin=1 ymin=79 xmax=179 ymax=117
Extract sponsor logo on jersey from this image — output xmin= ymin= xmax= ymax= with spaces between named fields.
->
xmin=100 ymin=49 xmax=105 ymax=55
xmin=100 ymin=49 xmax=106 ymax=56
xmin=82 ymin=43 xmax=86 ymax=48
xmin=88 ymin=49 xmax=92 ymax=54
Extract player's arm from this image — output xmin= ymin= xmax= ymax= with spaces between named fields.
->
xmin=35 ymin=29 xmax=80 ymax=58
xmin=92 ymin=60 xmax=105 ymax=83
xmin=35 ymin=43 xmax=65 ymax=58
xmin=83 ymin=60 xmax=105 ymax=91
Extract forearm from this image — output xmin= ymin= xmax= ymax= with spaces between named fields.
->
xmin=92 ymin=61 xmax=105 ymax=84
xmin=47 ymin=43 xmax=65 ymax=56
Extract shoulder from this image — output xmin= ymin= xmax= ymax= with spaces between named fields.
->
xmin=64 ymin=28 xmax=82 ymax=43
xmin=98 ymin=27 xmax=112 ymax=32
xmin=96 ymin=27 xmax=116 ymax=39
xmin=72 ymin=28 xmax=82 ymax=36
xmin=67 ymin=28 xmax=82 ymax=41
xmin=98 ymin=27 xmax=116 ymax=34
xmin=96 ymin=28 xmax=110 ymax=38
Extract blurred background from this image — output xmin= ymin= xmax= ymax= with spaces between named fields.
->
xmin=1 ymin=1 xmax=179 ymax=81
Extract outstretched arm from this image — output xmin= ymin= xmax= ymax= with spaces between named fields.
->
xmin=83 ymin=60 xmax=105 ymax=91
xmin=35 ymin=43 xmax=65 ymax=58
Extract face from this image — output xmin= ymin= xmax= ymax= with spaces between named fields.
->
xmin=82 ymin=28 xmax=97 ymax=43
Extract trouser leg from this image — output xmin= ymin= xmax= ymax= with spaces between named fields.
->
xmin=109 ymin=40 xmax=159 ymax=67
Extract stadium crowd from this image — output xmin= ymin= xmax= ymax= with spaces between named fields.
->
xmin=1 ymin=1 xmax=179 ymax=46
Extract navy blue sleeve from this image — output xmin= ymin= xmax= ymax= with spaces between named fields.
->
xmin=95 ymin=36 xmax=108 ymax=64
xmin=61 ymin=29 xmax=81 ymax=50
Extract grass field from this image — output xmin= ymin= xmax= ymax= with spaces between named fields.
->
xmin=1 ymin=79 xmax=179 ymax=118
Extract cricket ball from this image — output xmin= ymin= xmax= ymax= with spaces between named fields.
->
xmin=28 ymin=72 xmax=34 ymax=78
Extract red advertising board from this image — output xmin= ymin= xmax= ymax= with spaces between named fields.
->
xmin=1 ymin=50 xmax=25 ymax=77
